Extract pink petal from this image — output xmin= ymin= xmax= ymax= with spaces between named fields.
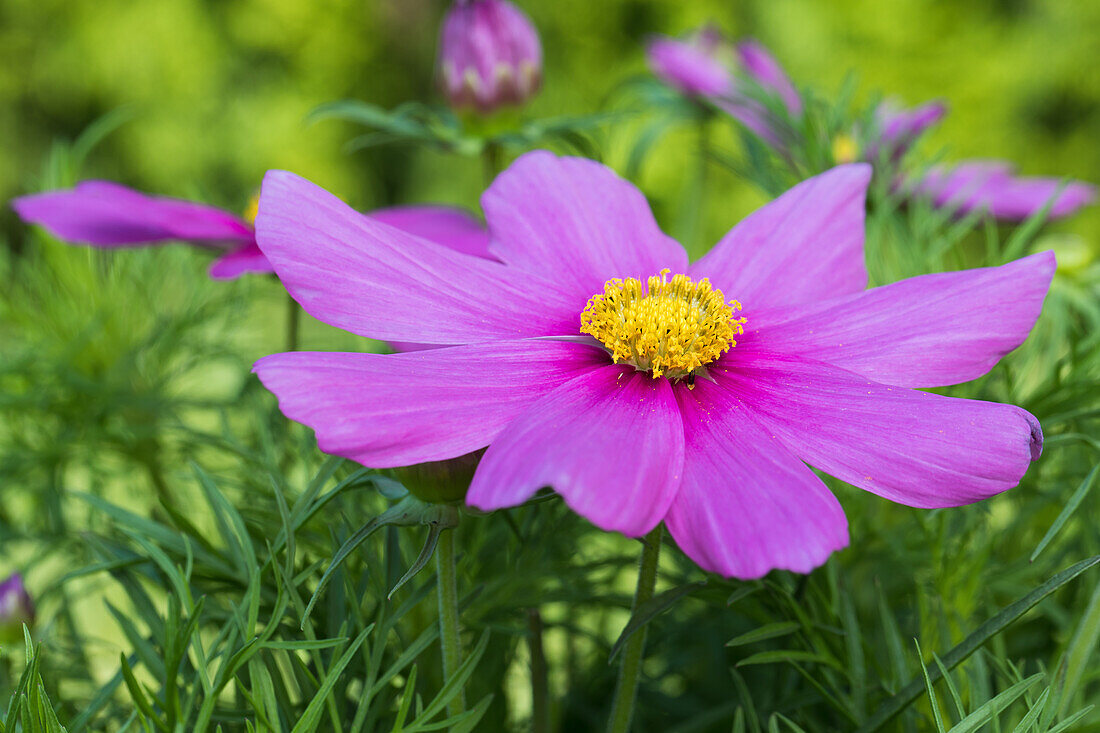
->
xmin=468 ymin=366 xmax=685 ymax=536
xmin=735 ymin=40 xmax=802 ymax=117
xmin=209 ymin=240 xmax=273 ymax=279
xmin=909 ymin=160 xmax=1096 ymax=221
xmin=367 ymin=207 xmax=493 ymax=347
xmin=665 ymin=378 xmax=849 ymax=579
xmin=482 ymin=151 xmax=688 ymax=305
xmin=646 ymin=35 xmax=734 ymax=97
xmin=868 ymin=100 xmax=947 ymax=160
xmin=209 ymin=206 xmax=489 ymax=281
xmin=11 ymin=181 xmax=252 ymax=247
xmin=977 ymin=176 xmax=1096 ymax=221
xmin=690 ymin=165 xmax=871 ymax=309
xmin=717 ymin=353 xmax=1042 ymax=509
xmin=255 ymin=170 xmax=579 ymax=345
xmin=746 ymin=251 xmax=1056 ymax=388
xmin=368 ymin=205 xmax=494 ymax=260
xmin=252 ymin=340 xmax=606 ymax=468
xmin=713 ymin=96 xmax=785 ymax=147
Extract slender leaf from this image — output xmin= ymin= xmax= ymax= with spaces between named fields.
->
xmin=1031 ymin=464 xmax=1099 ymax=562
xmin=726 ymin=621 xmax=801 ymax=648
xmin=608 ymin=581 xmax=705 ymax=662
xmin=857 ymin=556 xmax=1100 ymax=732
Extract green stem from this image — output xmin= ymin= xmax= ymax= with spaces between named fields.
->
xmin=285 ymin=291 xmax=300 ymax=351
xmin=141 ymin=441 xmax=173 ymax=507
xmin=529 ymin=609 xmax=550 ymax=733
xmin=482 ymin=142 xmax=503 ymax=188
xmin=436 ymin=527 xmax=465 ymax=718
xmin=675 ymin=114 xmax=711 ymax=257
xmin=606 ymin=526 xmax=662 ymax=733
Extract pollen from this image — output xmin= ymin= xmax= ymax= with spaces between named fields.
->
xmin=832 ymin=134 xmax=859 ymax=164
xmin=580 ymin=269 xmax=746 ymax=380
xmin=243 ymin=193 xmax=260 ymax=227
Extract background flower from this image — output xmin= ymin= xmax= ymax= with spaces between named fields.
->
xmin=646 ymin=29 xmax=802 ymax=146
xmin=437 ymin=0 xmax=542 ymax=112
xmin=13 ymin=182 xmax=491 ymax=280
xmin=905 ymin=159 xmax=1097 ymax=221
xmin=0 ymin=574 xmax=34 ymax=644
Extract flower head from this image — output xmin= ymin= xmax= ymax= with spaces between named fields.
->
xmin=857 ymin=100 xmax=1095 ymax=220
xmin=0 ymin=574 xmax=34 ymax=643
xmin=646 ymin=30 xmax=802 ymax=146
xmin=831 ymin=97 xmax=1094 ymax=222
xmin=12 ymin=183 xmax=492 ymax=279
xmin=864 ymin=99 xmax=948 ymax=163
xmin=647 ymin=27 xmax=736 ymax=98
xmin=253 ymin=151 xmax=1050 ymax=579
xmin=437 ymin=0 xmax=542 ymax=112
xmin=905 ymin=160 xmax=1097 ymax=222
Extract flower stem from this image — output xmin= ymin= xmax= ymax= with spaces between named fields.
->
xmin=482 ymin=142 xmax=503 ymax=188
xmin=606 ymin=525 xmax=662 ymax=733
xmin=675 ymin=113 xmax=711 ymax=257
xmin=285 ymin=291 xmax=300 ymax=351
xmin=528 ymin=608 xmax=550 ymax=733
xmin=436 ymin=526 xmax=466 ymax=717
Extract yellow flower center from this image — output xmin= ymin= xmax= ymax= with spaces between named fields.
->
xmin=580 ymin=269 xmax=745 ymax=380
xmin=832 ymin=133 xmax=859 ymax=164
xmin=243 ymin=193 xmax=260 ymax=227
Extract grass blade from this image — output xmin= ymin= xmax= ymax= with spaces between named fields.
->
xmin=857 ymin=556 xmax=1100 ymax=732
xmin=1031 ymin=464 xmax=1099 ymax=562
xmin=726 ymin=622 xmax=801 ymax=648
xmin=949 ymin=673 xmax=1043 ymax=733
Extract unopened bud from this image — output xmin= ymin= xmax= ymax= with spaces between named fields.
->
xmin=437 ymin=0 xmax=542 ymax=113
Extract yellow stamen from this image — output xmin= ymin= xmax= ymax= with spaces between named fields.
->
xmin=243 ymin=193 xmax=260 ymax=227
xmin=580 ymin=269 xmax=746 ymax=380
xmin=832 ymin=133 xmax=859 ymax=164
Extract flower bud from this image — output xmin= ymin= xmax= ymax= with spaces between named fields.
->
xmin=389 ymin=450 xmax=484 ymax=504
xmin=437 ymin=0 xmax=542 ymax=113
xmin=0 ymin=574 xmax=35 ymax=644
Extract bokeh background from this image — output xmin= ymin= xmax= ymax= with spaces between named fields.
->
xmin=3 ymin=0 xmax=1098 ymax=252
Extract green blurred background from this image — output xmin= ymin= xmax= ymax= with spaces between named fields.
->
xmin=3 ymin=0 xmax=1098 ymax=253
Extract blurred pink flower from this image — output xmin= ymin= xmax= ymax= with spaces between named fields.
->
xmin=905 ymin=159 xmax=1096 ymax=222
xmin=12 ymin=182 xmax=491 ymax=279
xmin=0 ymin=574 xmax=34 ymax=642
xmin=840 ymin=97 xmax=1094 ymax=222
xmin=437 ymin=0 xmax=542 ymax=112
xmin=252 ymin=151 xmax=1050 ymax=579
xmin=647 ymin=29 xmax=801 ymax=146
xmin=863 ymin=99 xmax=949 ymax=162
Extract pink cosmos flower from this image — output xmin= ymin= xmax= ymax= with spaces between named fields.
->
xmin=861 ymin=99 xmax=949 ymax=163
xmin=905 ymin=160 xmax=1097 ymax=221
xmin=830 ymin=97 xmax=1095 ymax=222
xmin=252 ymin=151 xmax=1050 ymax=579
xmin=11 ymin=182 xmax=491 ymax=279
xmin=646 ymin=30 xmax=802 ymax=146
xmin=437 ymin=0 xmax=542 ymax=112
